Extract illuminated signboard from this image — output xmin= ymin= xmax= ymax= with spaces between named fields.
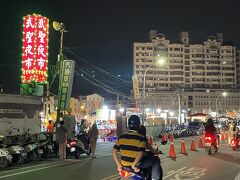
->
xmin=22 ymin=14 xmax=49 ymax=84
xmin=58 ymin=60 xmax=75 ymax=110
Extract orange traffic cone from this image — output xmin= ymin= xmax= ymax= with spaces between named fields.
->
xmin=180 ymin=139 xmax=187 ymax=155
xmin=170 ymin=133 xmax=174 ymax=142
xmin=190 ymin=137 xmax=197 ymax=151
xmin=198 ymin=136 xmax=204 ymax=148
xmin=221 ymin=133 xmax=225 ymax=141
xmin=148 ymin=136 xmax=153 ymax=145
xmin=169 ymin=142 xmax=176 ymax=160
xmin=161 ymin=134 xmax=166 ymax=142
xmin=225 ymin=133 xmax=228 ymax=140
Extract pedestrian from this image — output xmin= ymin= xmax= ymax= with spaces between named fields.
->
xmin=47 ymin=120 xmax=54 ymax=143
xmin=80 ymin=119 xmax=87 ymax=134
xmin=88 ymin=121 xmax=98 ymax=159
xmin=56 ymin=120 xmax=68 ymax=160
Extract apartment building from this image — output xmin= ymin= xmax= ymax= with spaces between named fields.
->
xmin=133 ymin=31 xmax=240 ymax=116
xmin=237 ymin=50 xmax=240 ymax=89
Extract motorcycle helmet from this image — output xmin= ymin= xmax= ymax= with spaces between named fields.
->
xmin=128 ymin=115 xmax=140 ymax=130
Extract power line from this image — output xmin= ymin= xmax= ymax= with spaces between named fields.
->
xmin=75 ymin=65 xmax=129 ymax=97
xmin=64 ymin=47 xmax=131 ymax=85
xmin=74 ymin=70 xmax=128 ymax=97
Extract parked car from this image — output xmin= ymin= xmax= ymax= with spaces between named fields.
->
xmin=188 ymin=121 xmax=203 ymax=131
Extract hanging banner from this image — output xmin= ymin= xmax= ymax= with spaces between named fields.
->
xmin=21 ymin=14 xmax=49 ymax=84
xmin=58 ymin=60 xmax=75 ymax=110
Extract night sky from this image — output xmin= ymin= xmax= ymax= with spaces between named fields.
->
xmin=0 ymin=0 xmax=240 ymax=96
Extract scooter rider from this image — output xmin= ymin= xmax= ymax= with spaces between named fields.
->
xmin=205 ymin=118 xmax=218 ymax=148
xmin=138 ymin=125 xmax=163 ymax=180
xmin=112 ymin=115 xmax=162 ymax=180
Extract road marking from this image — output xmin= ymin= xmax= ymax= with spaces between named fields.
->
xmin=235 ymin=172 xmax=240 ymax=180
xmin=163 ymin=167 xmax=207 ymax=180
xmin=101 ymin=173 xmax=119 ymax=180
xmin=0 ymin=153 xmax=113 ymax=179
xmin=0 ymin=161 xmax=75 ymax=179
xmin=163 ymin=167 xmax=187 ymax=179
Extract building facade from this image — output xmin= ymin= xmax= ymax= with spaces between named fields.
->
xmin=133 ymin=30 xmax=240 ymax=118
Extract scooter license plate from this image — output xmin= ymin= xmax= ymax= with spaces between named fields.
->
xmin=205 ymin=143 xmax=211 ymax=146
xmin=70 ymin=147 xmax=76 ymax=152
xmin=38 ymin=149 xmax=44 ymax=154
xmin=22 ymin=152 xmax=27 ymax=157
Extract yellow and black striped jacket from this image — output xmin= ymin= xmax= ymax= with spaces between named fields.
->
xmin=113 ymin=130 xmax=146 ymax=166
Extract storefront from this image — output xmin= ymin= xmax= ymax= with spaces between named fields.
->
xmin=96 ymin=108 xmax=117 ymax=141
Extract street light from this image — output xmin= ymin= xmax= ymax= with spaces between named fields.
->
xmin=156 ymin=108 xmax=162 ymax=114
xmin=142 ymin=58 xmax=166 ymax=124
xmin=215 ymin=92 xmax=227 ymax=119
xmin=119 ymin=108 xmax=125 ymax=113
xmin=53 ymin=21 xmax=68 ymax=124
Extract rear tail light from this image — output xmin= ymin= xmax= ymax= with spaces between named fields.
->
xmin=70 ymin=141 xmax=77 ymax=146
xmin=120 ymin=170 xmax=131 ymax=178
xmin=205 ymin=136 xmax=212 ymax=141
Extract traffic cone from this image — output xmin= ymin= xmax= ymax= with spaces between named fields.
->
xmin=180 ymin=139 xmax=187 ymax=155
xmin=221 ymin=133 xmax=225 ymax=141
xmin=216 ymin=137 xmax=219 ymax=147
xmin=148 ymin=136 xmax=153 ymax=145
xmin=225 ymin=133 xmax=228 ymax=140
xmin=161 ymin=134 xmax=166 ymax=142
xmin=170 ymin=133 xmax=174 ymax=142
xmin=169 ymin=142 xmax=176 ymax=160
xmin=198 ymin=136 xmax=204 ymax=148
xmin=190 ymin=137 xmax=197 ymax=151
xmin=165 ymin=134 xmax=168 ymax=141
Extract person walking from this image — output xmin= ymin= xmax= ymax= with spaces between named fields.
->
xmin=46 ymin=120 xmax=54 ymax=143
xmin=88 ymin=121 xmax=98 ymax=159
xmin=56 ymin=121 xmax=68 ymax=160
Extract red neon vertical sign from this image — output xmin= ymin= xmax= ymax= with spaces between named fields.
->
xmin=21 ymin=14 xmax=49 ymax=84
xmin=22 ymin=15 xmax=36 ymax=83
xmin=35 ymin=15 xmax=49 ymax=83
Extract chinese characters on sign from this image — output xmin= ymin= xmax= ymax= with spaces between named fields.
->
xmin=22 ymin=14 xmax=49 ymax=84
xmin=58 ymin=60 xmax=75 ymax=110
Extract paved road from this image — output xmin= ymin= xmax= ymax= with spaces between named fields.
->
xmin=0 ymin=137 xmax=239 ymax=180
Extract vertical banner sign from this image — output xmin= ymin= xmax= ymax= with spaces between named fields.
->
xmin=58 ymin=60 xmax=75 ymax=110
xmin=22 ymin=15 xmax=36 ymax=82
xmin=35 ymin=15 xmax=49 ymax=83
xmin=22 ymin=14 xmax=49 ymax=84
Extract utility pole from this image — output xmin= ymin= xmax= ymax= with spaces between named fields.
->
xmin=53 ymin=21 xmax=67 ymax=124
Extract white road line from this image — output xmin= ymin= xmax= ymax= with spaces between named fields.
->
xmin=101 ymin=173 xmax=119 ymax=180
xmin=163 ymin=167 xmax=187 ymax=179
xmin=0 ymin=153 xmax=113 ymax=179
xmin=0 ymin=161 xmax=74 ymax=179
xmin=0 ymin=160 xmax=61 ymax=173
xmin=235 ymin=172 xmax=240 ymax=180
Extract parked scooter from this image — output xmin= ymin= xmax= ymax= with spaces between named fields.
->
xmin=0 ymin=135 xmax=12 ymax=168
xmin=7 ymin=130 xmax=27 ymax=165
xmin=22 ymin=130 xmax=42 ymax=162
xmin=38 ymin=133 xmax=53 ymax=159
xmin=66 ymin=133 xmax=91 ymax=159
